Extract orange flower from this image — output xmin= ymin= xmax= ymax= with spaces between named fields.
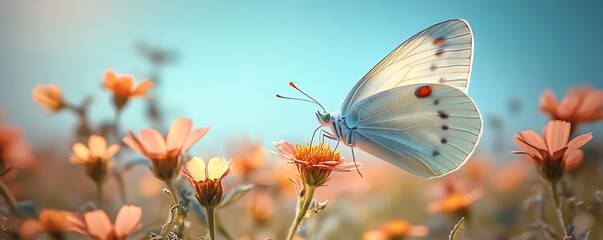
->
xmin=540 ymin=86 xmax=603 ymax=128
xmin=512 ymin=120 xmax=592 ymax=183
xmin=70 ymin=205 xmax=142 ymax=240
xmin=181 ymin=157 xmax=230 ymax=208
xmin=19 ymin=209 xmax=73 ymax=240
xmin=273 ymin=140 xmax=357 ymax=187
xmin=230 ymin=137 xmax=268 ymax=179
xmin=70 ymin=135 xmax=120 ymax=183
xmin=102 ymin=69 xmax=154 ymax=110
xmin=427 ymin=180 xmax=482 ymax=217
xmin=123 ymin=117 xmax=209 ymax=183
xmin=363 ymin=220 xmax=429 ymax=240
xmin=32 ymin=84 xmax=64 ymax=112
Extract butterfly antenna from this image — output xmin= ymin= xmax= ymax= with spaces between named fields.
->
xmin=350 ymin=147 xmax=364 ymax=178
xmin=275 ymin=94 xmax=317 ymax=104
xmin=288 ymin=82 xmax=327 ymax=112
xmin=309 ymin=125 xmax=322 ymax=153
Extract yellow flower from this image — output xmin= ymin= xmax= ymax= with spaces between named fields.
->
xmin=102 ymin=69 xmax=154 ymax=110
xmin=273 ymin=140 xmax=357 ymax=187
xmin=70 ymin=135 xmax=120 ymax=183
xmin=32 ymin=84 xmax=64 ymax=112
xmin=182 ymin=157 xmax=231 ymax=208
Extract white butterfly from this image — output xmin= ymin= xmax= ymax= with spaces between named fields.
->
xmin=282 ymin=19 xmax=482 ymax=178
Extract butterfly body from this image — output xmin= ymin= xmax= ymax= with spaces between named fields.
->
xmin=306 ymin=19 xmax=482 ymax=178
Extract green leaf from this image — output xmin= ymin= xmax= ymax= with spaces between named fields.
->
xmin=449 ymin=217 xmax=466 ymax=240
xmin=218 ymin=184 xmax=254 ymax=209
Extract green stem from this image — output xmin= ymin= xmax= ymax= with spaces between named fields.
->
xmin=96 ymin=181 xmax=104 ymax=209
xmin=206 ymin=208 xmax=216 ymax=240
xmin=286 ymin=184 xmax=316 ymax=240
xmin=160 ymin=182 xmax=182 ymax=238
xmin=550 ymin=181 xmax=569 ymax=239
xmin=0 ymin=177 xmax=21 ymax=217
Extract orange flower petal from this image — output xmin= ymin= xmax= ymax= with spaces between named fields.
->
xmin=539 ymin=90 xmax=558 ymax=115
xmin=139 ymin=129 xmax=167 ymax=155
xmin=166 ymin=118 xmax=192 ymax=151
xmin=566 ymin=132 xmax=593 ymax=152
xmin=182 ymin=127 xmax=210 ymax=151
xmin=88 ymin=135 xmax=108 ymax=158
xmin=131 ymin=80 xmax=154 ymax=96
xmin=543 ymin=120 xmax=570 ymax=154
xmin=114 ymin=205 xmax=142 ymax=238
xmin=83 ymin=210 xmax=113 ymax=240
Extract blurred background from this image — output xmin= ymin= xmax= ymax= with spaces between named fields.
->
xmin=1 ymin=1 xmax=603 ymax=239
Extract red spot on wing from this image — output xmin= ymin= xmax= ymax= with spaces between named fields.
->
xmin=415 ymin=85 xmax=433 ymax=98
xmin=433 ymin=36 xmax=446 ymax=46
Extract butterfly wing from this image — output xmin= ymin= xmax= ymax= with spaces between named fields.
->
xmin=345 ymin=84 xmax=482 ymax=178
xmin=341 ymin=19 xmax=473 ymax=116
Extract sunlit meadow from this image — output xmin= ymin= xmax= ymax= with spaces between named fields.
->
xmin=1 ymin=1 xmax=603 ymax=240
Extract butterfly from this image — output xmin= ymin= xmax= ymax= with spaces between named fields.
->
xmin=279 ymin=19 xmax=482 ymax=178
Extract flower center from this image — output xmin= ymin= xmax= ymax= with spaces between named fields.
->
xmin=292 ymin=143 xmax=340 ymax=165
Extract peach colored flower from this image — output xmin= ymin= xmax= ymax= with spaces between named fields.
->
xmin=248 ymin=191 xmax=274 ymax=223
xmin=363 ymin=220 xmax=428 ymax=240
xmin=427 ymin=180 xmax=482 ymax=217
xmin=512 ymin=120 xmax=592 ymax=183
xmin=540 ymin=86 xmax=603 ymax=128
xmin=32 ymin=84 xmax=64 ymax=112
xmin=273 ymin=140 xmax=358 ymax=187
xmin=70 ymin=205 xmax=142 ymax=240
xmin=123 ymin=117 xmax=209 ymax=183
xmin=0 ymin=119 xmax=34 ymax=171
xmin=19 ymin=209 xmax=73 ymax=240
xmin=230 ymin=137 xmax=268 ymax=179
xmin=71 ymin=135 xmax=119 ymax=183
xmin=102 ymin=69 xmax=154 ymax=110
xmin=182 ymin=157 xmax=230 ymax=208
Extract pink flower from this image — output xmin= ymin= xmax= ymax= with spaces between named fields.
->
xmin=273 ymin=140 xmax=358 ymax=186
xmin=0 ymin=117 xmax=34 ymax=170
xmin=540 ymin=86 xmax=603 ymax=128
xmin=123 ymin=118 xmax=209 ymax=182
xmin=512 ymin=120 xmax=592 ymax=182
xmin=102 ymin=69 xmax=154 ymax=110
xmin=70 ymin=205 xmax=142 ymax=240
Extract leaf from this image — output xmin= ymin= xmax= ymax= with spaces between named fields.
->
xmin=218 ymin=184 xmax=254 ymax=209
xmin=449 ymin=217 xmax=466 ymax=240
xmin=305 ymin=199 xmax=328 ymax=218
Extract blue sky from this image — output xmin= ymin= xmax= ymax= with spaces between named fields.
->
xmin=1 ymin=1 xmax=602 ymax=159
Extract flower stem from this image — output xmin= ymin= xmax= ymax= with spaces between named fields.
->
xmin=0 ymin=177 xmax=21 ymax=217
xmin=96 ymin=180 xmax=104 ymax=209
xmin=549 ymin=181 xmax=569 ymax=239
xmin=206 ymin=207 xmax=216 ymax=240
xmin=286 ymin=184 xmax=316 ymax=240
xmin=160 ymin=182 xmax=184 ymax=238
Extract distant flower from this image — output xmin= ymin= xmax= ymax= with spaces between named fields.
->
xmin=32 ymin=84 xmax=64 ymax=113
xmin=70 ymin=205 xmax=142 ymax=240
xmin=0 ymin=117 xmax=34 ymax=171
xmin=512 ymin=120 xmax=592 ymax=183
xmin=490 ymin=160 xmax=531 ymax=192
xmin=123 ymin=117 xmax=209 ymax=183
xmin=102 ymin=69 xmax=154 ymax=110
xmin=182 ymin=157 xmax=230 ymax=209
xmin=273 ymin=140 xmax=357 ymax=187
xmin=363 ymin=220 xmax=429 ymax=240
xmin=70 ymin=135 xmax=119 ymax=183
xmin=249 ymin=192 xmax=274 ymax=224
xmin=19 ymin=209 xmax=73 ymax=240
xmin=540 ymin=86 xmax=603 ymax=129
xmin=230 ymin=137 xmax=268 ymax=179
xmin=427 ymin=181 xmax=482 ymax=218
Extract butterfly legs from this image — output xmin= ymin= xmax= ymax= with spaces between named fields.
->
xmin=321 ymin=129 xmax=364 ymax=178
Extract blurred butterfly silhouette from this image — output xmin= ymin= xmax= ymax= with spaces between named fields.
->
xmin=278 ymin=19 xmax=482 ymax=178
